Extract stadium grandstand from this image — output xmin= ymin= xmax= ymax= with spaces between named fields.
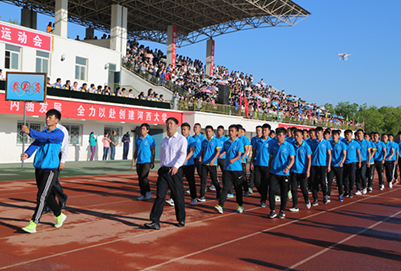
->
xmin=0 ymin=0 xmax=358 ymax=164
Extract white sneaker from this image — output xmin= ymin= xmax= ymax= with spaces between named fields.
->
xmin=145 ymin=191 xmax=151 ymax=200
xmin=355 ymin=190 xmax=362 ymax=195
xmin=189 ymin=198 xmax=197 ymax=205
xmin=165 ymin=198 xmax=175 ymax=206
xmin=137 ymin=195 xmax=145 ymax=201
xmin=389 ymin=182 xmax=393 ymax=188
xmin=209 ymin=185 xmax=216 ymax=191
xmin=379 ymin=184 xmax=384 ymax=190
xmin=186 ymin=190 xmax=191 ymax=194
xmin=215 ymin=205 xmax=223 ymax=214
xmin=368 ymin=187 xmax=373 ymax=193
xmin=362 ymin=188 xmax=367 ymax=194
xmin=289 ymin=207 xmax=299 ymax=212
xmin=306 ymin=202 xmax=311 ymax=209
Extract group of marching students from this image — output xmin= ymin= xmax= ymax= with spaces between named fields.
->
xmin=132 ymin=122 xmax=401 ymax=219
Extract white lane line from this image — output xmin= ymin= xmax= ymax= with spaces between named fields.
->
xmin=140 ymin=188 xmax=401 ymax=270
xmin=1 ymin=187 xmax=400 ymax=270
xmin=286 ymin=209 xmax=401 ymax=270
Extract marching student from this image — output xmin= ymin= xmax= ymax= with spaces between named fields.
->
xmin=394 ymin=132 xmax=401 ymax=185
xmin=199 ymin=125 xmax=221 ymax=201
xmin=328 ymin=130 xmax=347 ymax=202
xmin=181 ymin=122 xmax=197 ymax=205
xmin=20 ymin=109 xmax=67 ymax=233
xmin=309 ymin=127 xmax=332 ymax=206
xmin=355 ymin=129 xmax=370 ymax=195
xmin=215 ymin=124 xmax=245 ymax=214
xmin=389 ymin=134 xmax=399 ymax=185
xmin=343 ymin=130 xmax=361 ymax=198
xmin=268 ymin=128 xmax=295 ymax=219
xmin=289 ymin=129 xmax=312 ymax=211
xmin=131 ymin=123 xmax=156 ymax=201
xmin=365 ymin=133 xmax=376 ymax=192
xmin=145 ymin=117 xmax=187 ymax=230
xmin=216 ymin=125 xmax=232 ymax=197
xmin=373 ymin=132 xmax=387 ymax=190
xmin=192 ymin=123 xmax=206 ymax=182
xmin=383 ymin=134 xmax=395 ymax=188
xmin=249 ymin=125 xmax=262 ymax=194
xmin=250 ymin=124 xmax=273 ymax=208
xmin=238 ymin=126 xmax=251 ymax=196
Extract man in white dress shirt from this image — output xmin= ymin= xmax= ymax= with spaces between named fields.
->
xmin=145 ymin=117 xmax=187 ymax=230
xmin=43 ymin=122 xmax=69 ymax=213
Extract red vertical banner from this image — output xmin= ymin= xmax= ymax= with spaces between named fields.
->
xmin=210 ymin=40 xmax=215 ymax=75
xmin=172 ymin=26 xmax=177 ymax=67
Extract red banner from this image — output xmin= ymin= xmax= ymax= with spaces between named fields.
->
xmin=0 ymin=23 xmax=52 ymax=52
xmin=210 ymin=40 xmax=215 ymax=75
xmin=172 ymin=26 xmax=177 ymax=67
xmin=0 ymin=93 xmax=183 ymax=124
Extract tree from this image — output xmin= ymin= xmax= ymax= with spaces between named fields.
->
xmin=323 ymin=103 xmax=334 ymax=114
xmin=335 ymin=101 xmax=359 ymax=118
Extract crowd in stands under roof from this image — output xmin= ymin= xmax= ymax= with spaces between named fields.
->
xmin=123 ymin=40 xmax=361 ymax=127
xmin=46 ymin=77 xmax=167 ymax=102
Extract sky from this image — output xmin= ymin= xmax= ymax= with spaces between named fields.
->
xmin=1 ymin=0 xmax=400 ymax=108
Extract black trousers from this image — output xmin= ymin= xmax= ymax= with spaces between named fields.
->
xmin=242 ymin=163 xmax=249 ymax=192
xmin=367 ymin=163 xmax=375 ymax=188
xmin=395 ymin=158 xmax=401 ymax=180
xmin=32 ymin=169 xmax=61 ymax=224
xmin=327 ymin=166 xmax=344 ymax=196
xmin=200 ymin=165 xmax=221 ymax=198
xmin=218 ymin=159 xmax=233 ymax=194
xmin=194 ymin=158 xmax=202 ymax=180
xmin=356 ymin=161 xmax=367 ymax=190
xmin=343 ymin=163 xmax=356 ymax=194
xmin=183 ymin=165 xmax=197 ymax=199
xmin=123 ymin=144 xmax=129 ymax=160
xmin=249 ymin=167 xmax=255 ymax=189
xmin=311 ymin=166 xmax=328 ymax=201
xmin=219 ymin=170 xmax=243 ymax=207
xmin=150 ymin=167 xmax=185 ymax=224
xmin=254 ymin=165 xmax=270 ymax=204
xmin=269 ymin=174 xmax=289 ymax=211
xmin=374 ymin=161 xmax=385 ymax=185
xmin=290 ymin=173 xmax=309 ymax=208
xmin=384 ymin=161 xmax=395 ymax=184
xmin=136 ymin=163 xmax=151 ymax=196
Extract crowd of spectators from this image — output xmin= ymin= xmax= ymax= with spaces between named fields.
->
xmin=123 ymin=40 xmax=360 ymax=126
xmin=46 ymin=77 xmax=167 ymax=102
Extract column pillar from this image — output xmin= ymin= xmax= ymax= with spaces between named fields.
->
xmin=21 ymin=7 xmax=37 ymax=29
xmin=166 ymin=25 xmax=177 ymax=67
xmin=110 ymin=4 xmax=128 ymax=55
xmin=54 ymin=0 xmax=68 ymax=38
xmin=206 ymin=39 xmax=215 ymax=75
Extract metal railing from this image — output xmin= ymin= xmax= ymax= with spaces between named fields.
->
xmin=122 ymin=60 xmax=188 ymax=98
xmin=177 ymin=101 xmax=358 ymax=129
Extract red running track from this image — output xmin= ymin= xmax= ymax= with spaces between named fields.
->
xmin=0 ymin=172 xmax=400 ymax=270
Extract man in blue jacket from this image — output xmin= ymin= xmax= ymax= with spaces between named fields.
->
xmin=20 ymin=109 xmax=66 ymax=233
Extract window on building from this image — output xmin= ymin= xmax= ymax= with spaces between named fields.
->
xmin=104 ymin=126 xmax=122 ymax=146
xmin=75 ymin=57 xmax=87 ymax=81
xmin=64 ymin=124 xmax=82 ymax=145
xmin=5 ymin=44 xmax=20 ymax=70
xmin=17 ymin=122 xmax=42 ymax=144
xmin=36 ymin=51 xmax=49 ymax=73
